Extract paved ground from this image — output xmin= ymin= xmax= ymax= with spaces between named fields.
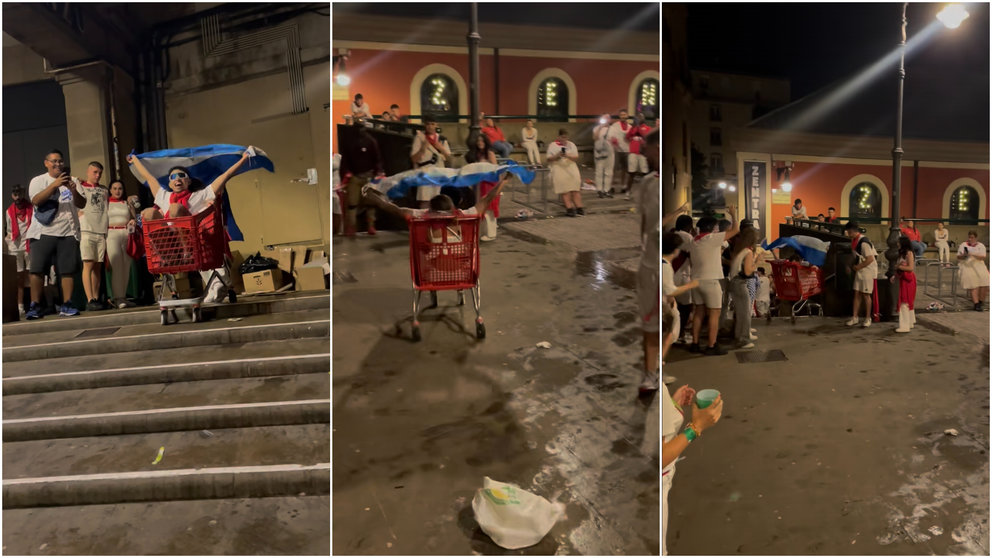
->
xmin=332 ymin=196 xmax=658 ymax=554
xmin=663 ymin=277 xmax=990 ymax=555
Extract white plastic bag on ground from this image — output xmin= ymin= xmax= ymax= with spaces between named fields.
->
xmin=471 ymin=476 xmax=565 ymax=549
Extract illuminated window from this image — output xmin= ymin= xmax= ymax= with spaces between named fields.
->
xmin=636 ymin=78 xmax=659 ymax=119
xmin=420 ymin=74 xmax=459 ymax=122
xmin=536 ymin=78 xmax=568 ymax=121
xmin=950 ymin=185 xmax=979 ymax=225
xmin=848 ymin=182 xmax=882 ymax=223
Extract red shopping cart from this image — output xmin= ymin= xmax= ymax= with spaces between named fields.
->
xmin=408 ymin=214 xmax=484 ymax=341
xmin=768 ymin=259 xmax=824 ymax=324
xmin=143 ymin=202 xmax=236 ymax=325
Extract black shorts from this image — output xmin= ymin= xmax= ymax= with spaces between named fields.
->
xmin=29 ymin=235 xmax=80 ymax=276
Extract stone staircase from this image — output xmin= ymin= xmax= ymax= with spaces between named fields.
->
xmin=2 ymin=292 xmax=330 ymax=555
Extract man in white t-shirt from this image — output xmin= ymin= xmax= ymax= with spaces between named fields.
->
xmin=76 ymin=161 xmax=111 ymax=311
xmin=350 ymin=93 xmax=373 ymax=122
xmin=689 ymin=206 xmax=740 ymax=355
xmin=607 ymin=109 xmax=632 ymax=195
xmin=129 ymin=149 xmax=252 ymax=222
xmin=410 ymin=116 xmax=452 ymax=209
xmin=844 ymin=220 xmax=877 ymax=328
xmin=24 ymin=149 xmax=87 ymax=319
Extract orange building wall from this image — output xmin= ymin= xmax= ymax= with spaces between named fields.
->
xmin=768 ymin=160 xmax=989 ymax=225
xmin=333 ymin=48 xmax=657 ymax=148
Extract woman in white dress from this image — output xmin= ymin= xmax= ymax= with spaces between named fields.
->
xmin=957 ymin=231 xmax=989 ymax=311
xmin=546 ymin=129 xmax=584 ymax=217
xmin=934 ymin=221 xmax=950 ymax=265
xmin=520 ymin=119 xmax=540 ymax=166
xmin=105 ymin=181 xmax=136 ymax=308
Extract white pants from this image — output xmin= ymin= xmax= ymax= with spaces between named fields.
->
xmin=522 ymin=140 xmax=541 ymax=165
xmin=594 ymin=153 xmax=615 ymax=192
xmin=935 ymin=241 xmax=949 ymax=263
xmin=897 ymin=303 xmax=916 ymax=332
xmin=106 ymin=228 xmax=133 ymax=302
xmin=662 ymin=469 xmax=674 ymax=555
xmin=481 ymin=210 xmax=497 ymax=240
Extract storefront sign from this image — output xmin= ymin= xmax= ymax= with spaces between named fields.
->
xmin=744 ymin=161 xmax=766 ymax=234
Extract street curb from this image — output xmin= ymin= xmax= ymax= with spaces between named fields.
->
xmin=2 ymin=463 xmax=330 ymax=508
xmin=2 ymin=294 xmax=330 ymax=337
xmin=916 ymin=316 xmax=959 ymax=336
xmin=3 ymin=354 xmax=330 ymax=395
xmin=2 ymin=320 xmax=330 ymax=363
xmin=3 ymin=400 xmax=330 ymax=442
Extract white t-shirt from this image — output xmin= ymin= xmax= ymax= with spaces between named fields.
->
xmin=729 ymin=249 xmax=750 ymax=277
xmin=521 ymin=127 xmax=538 ymax=143
xmin=608 ymin=121 xmax=631 ymax=152
xmin=673 ymin=230 xmax=694 ymax=304
xmin=934 ymin=229 xmax=949 ymax=243
xmin=958 ymin=242 xmax=987 ymax=259
xmin=690 ymin=231 xmax=728 ymax=281
xmin=756 ymin=276 xmax=771 ymax=303
xmin=25 ymin=173 xmax=81 ymax=241
xmin=791 ymin=205 xmax=808 ymax=219
xmin=662 ymin=259 xmax=677 ymax=299
xmin=411 ymin=133 xmax=449 ymax=168
xmin=351 ymin=101 xmax=372 ymax=119
xmin=154 ymin=187 xmax=216 ymax=217
xmin=546 ymin=140 xmax=578 ymax=160
xmin=77 ymin=182 xmax=109 ymax=235
xmin=662 ymin=384 xmax=684 ymax=475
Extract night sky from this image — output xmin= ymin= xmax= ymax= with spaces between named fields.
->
xmin=334 ymin=2 xmax=660 ymax=32
xmin=687 ymin=2 xmax=990 ymax=100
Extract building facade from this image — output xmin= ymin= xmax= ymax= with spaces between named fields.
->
xmin=662 ymin=4 xmax=692 ymax=212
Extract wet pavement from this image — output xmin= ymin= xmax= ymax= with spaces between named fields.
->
xmin=332 ymin=208 xmax=658 ymax=554
xmin=663 ymin=282 xmax=990 ymax=555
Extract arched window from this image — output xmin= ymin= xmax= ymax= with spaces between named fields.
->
xmin=950 ymin=185 xmax=980 ymax=225
xmin=636 ymin=78 xmax=659 ymax=119
xmin=536 ymin=77 xmax=568 ymax=121
xmin=420 ymin=74 xmax=459 ymax=122
xmin=848 ymin=182 xmax=883 ymax=223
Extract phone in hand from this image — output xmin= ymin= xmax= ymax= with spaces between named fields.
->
xmin=561 ymin=147 xmax=567 ymax=155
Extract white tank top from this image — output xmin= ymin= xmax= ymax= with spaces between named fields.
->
xmin=108 ymin=200 xmax=131 ymax=227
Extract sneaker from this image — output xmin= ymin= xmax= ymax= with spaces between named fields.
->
xmin=662 ymin=373 xmax=677 ymax=385
xmin=845 ymin=317 xmax=860 ymax=326
xmin=597 ymin=191 xmax=606 ymax=199
xmin=606 ymin=190 xmax=614 ymax=198
xmin=703 ymin=344 xmax=727 ymax=356
xmin=688 ymin=343 xmax=701 ymax=353
xmin=565 ymin=208 xmax=576 ymax=217
xmin=59 ymin=302 xmax=80 ymax=317
xmin=895 ymin=327 xmax=911 ymax=333
xmin=25 ymin=302 xmax=43 ymax=320
xmin=366 ymin=225 xmax=377 ymax=236
xmin=576 ymin=207 xmax=585 ymax=216
xmin=749 ymin=333 xmax=758 ymax=340
xmin=480 ymin=235 xmax=495 ymax=242
xmin=861 ymin=318 xmax=871 ymax=328
xmin=639 ymin=370 xmax=660 ymax=393
xmin=86 ymin=300 xmax=102 ymax=311
xmin=975 ymin=303 xmax=983 ymax=312
xmin=750 ymin=328 xmax=757 ymax=333
xmin=737 ymin=341 xmax=755 ymax=349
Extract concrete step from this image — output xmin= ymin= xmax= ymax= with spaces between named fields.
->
xmin=2 ymin=311 xmax=329 ymax=362
xmin=3 ymin=374 xmax=329 ymax=441
xmin=2 ymin=496 xmax=330 ymax=554
xmin=3 ymin=337 xmax=328 ymax=379
xmin=3 ymin=424 xmax=328 ymax=479
xmin=2 ymin=293 xmax=329 ymax=337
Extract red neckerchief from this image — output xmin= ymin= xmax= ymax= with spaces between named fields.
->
xmin=426 ymin=133 xmax=442 ymax=151
xmin=619 ymin=122 xmax=630 ymax=132
xmin=169 ymin=190 xmax=193 ymax=215
xmin=694 ymin=231 xmax=712 ymax=242
xmin=7 ymin=201 xmax=32 ymax=242
xmin=109 ymin=196 xmax=125 ymax=203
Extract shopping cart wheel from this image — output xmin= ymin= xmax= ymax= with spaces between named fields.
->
xmin=228 ymin=290 xmax=237 ymax=303
xmin=476 ymin=322 xmax=486 ymax=339
xmin=411 ymin=325 xmax=421 ymax=342
xmin=192 ymin=307 xmax=201 ymax=323
xmin=160 ymin=310 xmax=169 ymax=326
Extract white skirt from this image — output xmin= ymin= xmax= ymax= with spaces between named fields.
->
xmin=959 ymin=258 xmax=990 ymax=290
xmin=550 ymin=160 xmax=581 ymax=194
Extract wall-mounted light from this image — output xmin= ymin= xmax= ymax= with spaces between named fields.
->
xmin=718 ymin=182 xmax=727 ymax=190
xmin=728 ymin=185 xmax=736 ymax=192
xmin=781 ymin=168 xmax=793 ymax=193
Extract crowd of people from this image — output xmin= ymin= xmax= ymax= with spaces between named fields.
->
xmin=5 ymin=147 xmax=252 ymax=320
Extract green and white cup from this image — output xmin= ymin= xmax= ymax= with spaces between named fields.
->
xmin=695 ymin=389 xmax=720 ymax=409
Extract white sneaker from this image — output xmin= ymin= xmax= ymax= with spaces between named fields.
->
xmin=639 ymin=370 xmax=660 ymax=393
xmin=662 ymin=374 xmax=677 ymax=385
xmin=750 ymin=328 xmax=757 ymax=334
xmin=737 ymin=342 xmax=755 ymax=349
xmin=749 ymin=333 xmax=758 ymax=340
xmin=895 ymin=328 xmax=910 ymax=333
xmin=862 ymin=318 xmax=872 ymax=328
xmin=845 ymin=318 xmax=859 ymax=326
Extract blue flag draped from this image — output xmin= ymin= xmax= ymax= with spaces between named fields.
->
xmin=761 ymin=235 xmax=830 ymax=267
xmin=128 ymin=144 xmax=275 ymax=242
xmin=369 ymin=162 xmax=536 ymax=200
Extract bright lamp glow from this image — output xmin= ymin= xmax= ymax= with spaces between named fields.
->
xmin=728 ymin=185 xmax=736 ymax=192
xmin=781 ymin=181 xmax=793 ymax=193
xmin=718 ymin=182 xmax=727 ymax=189
xmin=336 ymin=73 xmax=351 ymax=86
xmin=937 ymin=4 xmax=969 ymax=28
xmin=772 ymin=188 xmax=778 ymax=193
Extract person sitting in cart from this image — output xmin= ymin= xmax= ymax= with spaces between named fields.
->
xmin=361 ymin=172 xmax=511 ymax=224
xmin=127 ymin=148 xmax=253 ymax=221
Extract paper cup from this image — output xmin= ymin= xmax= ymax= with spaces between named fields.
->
xmin=695 ymin=389 xmax=720 ymax=409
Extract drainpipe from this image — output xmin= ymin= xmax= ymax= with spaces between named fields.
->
xmin=467 ymin=4 xmax=481 ymax=141
xmin=493 ymin=47 xmax=499 ymax=115
xmin=912 ymin=160 xmax=919 ymax=219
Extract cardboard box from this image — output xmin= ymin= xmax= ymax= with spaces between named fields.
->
xmin=304 ymin=245 xmax=327 ymax=264
xmin=153 ymin=275 xmax=193 ymax=299
xmin=261 ymin=247 xmax=295 ymax=274
xmin=243 ymin=269 xmax=283 ymax=294
xmin=294 ymin=259 xmax=328 ymax=291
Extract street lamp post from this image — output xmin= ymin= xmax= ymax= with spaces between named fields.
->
xmin=884 ymin=2 xmax=908 ymax=317
xmin=467 ymin=4 xmax=481 ymax=142
xmin=885 ymin=3 xmax=969 ymax=317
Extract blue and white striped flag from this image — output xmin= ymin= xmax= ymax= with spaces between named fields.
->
xmin=761 ymin=235 xmax=830 ymax=267
xmin=128 ymin=144 xmax=274 ymax=241
xmin=369 ymin=162 xmax=536 ymax=200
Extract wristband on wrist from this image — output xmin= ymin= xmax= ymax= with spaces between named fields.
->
xmin=683 ymin=423 xmax=699 ymax=442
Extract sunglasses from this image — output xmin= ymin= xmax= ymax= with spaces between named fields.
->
xmin=169 ymin=172 xmax=188 ymax=180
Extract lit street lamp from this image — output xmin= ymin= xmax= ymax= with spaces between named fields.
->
xmin=885 ymin=2 xmax=968 ymax=317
